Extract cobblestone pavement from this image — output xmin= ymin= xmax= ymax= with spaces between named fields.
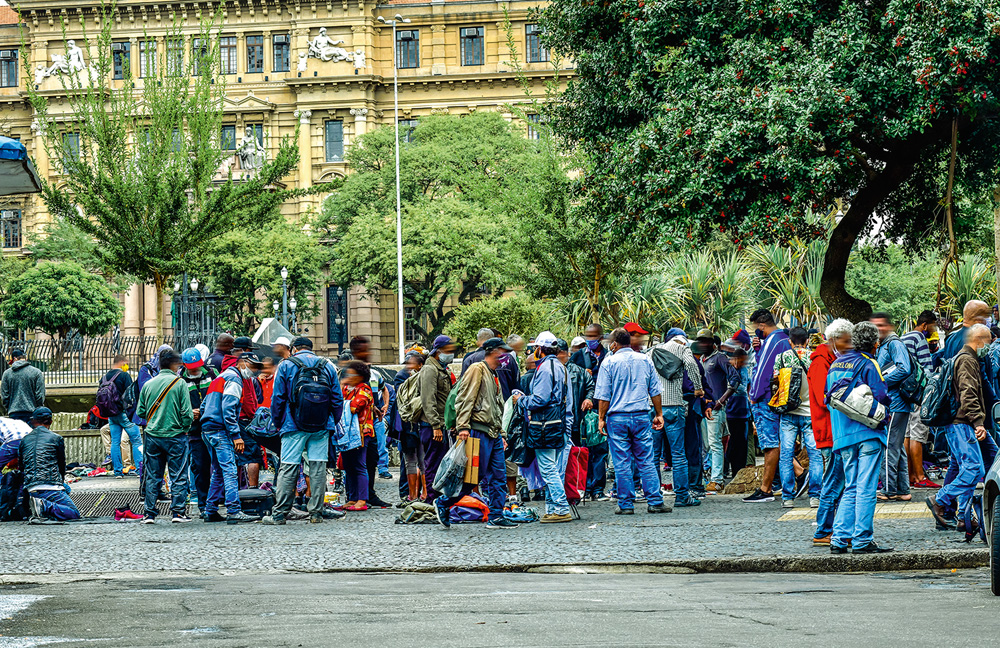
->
xmin=3 ymin=479 xmax=980 ymax=575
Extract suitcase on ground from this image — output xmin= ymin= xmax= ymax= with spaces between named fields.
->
xmin=239 ymin=488 xmax=275 ymax=517
xmin=564 ymin=446 xmax=589 ymax=513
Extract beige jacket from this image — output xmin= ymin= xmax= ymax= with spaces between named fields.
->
xmin=455 ymin=361 xmax=503 ymax=438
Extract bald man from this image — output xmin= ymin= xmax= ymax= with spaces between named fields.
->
xmin=209 ymin=334 xmax=236 ymax=374
xmin=927 ymin=324 xmax=997 ymax=531
xmin=940 ymin=300 xmax=990 ymax=361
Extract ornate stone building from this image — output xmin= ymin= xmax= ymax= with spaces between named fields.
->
xmin=0 ymin=0 xmax=568 ymax=361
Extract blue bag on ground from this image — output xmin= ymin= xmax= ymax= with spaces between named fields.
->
xmin=431 ymin=439 xmax=467 ymax=499
xmin=247 ymin=406 xmax=278 ymax=438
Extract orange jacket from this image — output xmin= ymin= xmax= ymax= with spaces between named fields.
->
xmin=808 ymin=344 xmax=837 ymax=449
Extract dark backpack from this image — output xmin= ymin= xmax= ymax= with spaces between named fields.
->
xmin=920 ymin=356 xmax=958 ymax=427
xmin=288 ymin=356 xmax=335 ymax=433
xmin=651 ymin=346 xmax=684 ymax=382
xmin=96 ymin=370 xmax=125 ymax=417
xmin=888 ymin=335 xmax=927 ymax=405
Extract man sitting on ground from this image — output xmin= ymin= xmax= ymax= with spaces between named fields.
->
xmin=19 ymin=407 xmax=80 ymax=521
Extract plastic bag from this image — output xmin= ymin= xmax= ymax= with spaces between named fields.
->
xmin=431 ymin=439 xmax=467 ymax=499
xmin=581 ymin=410 xmax=602 ymax=447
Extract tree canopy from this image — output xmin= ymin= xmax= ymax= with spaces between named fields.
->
xmin=541 ymin=0 xmax=1000 ymax=319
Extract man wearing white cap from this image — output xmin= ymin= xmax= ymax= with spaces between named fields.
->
xmin=272 ymin=337 xmax=292 ymax=361
xmin=519 ymin=331 xmax=575 ymax=523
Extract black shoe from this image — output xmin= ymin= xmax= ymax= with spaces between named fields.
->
xmin=227 ymin=511 xmax=261 ymax=525
xmin=794 ymin=472 xmax=808 ymax=498
xmin=203 ymin=512 xmax=227 ymax=523
xmin=927 ymin=494 xmax=957 ymax=530
xmin=674 ymin=496 xmax=701 ymax=507
xmin=531 ymin=490 xmax=545 ymax=501
xmin=830 ymin=545 xmax=849 ymax=554
xmin=486 ymin=518 xmax=519 ymax=529
xmin=647 ymin=504 xmax=672 ymax=514
xmin=369 ymin=498 xmax=393 ymax=509
xmin=615 ymin=507 xmax=634 ymax=515
xmin=742 ymin=488 xmax=775 ymax=503
xmin=309 ymin=514 xmax=324 ymax=524
xmin=434 ymin=497 xmax=451 ymax=528
xmin=519 ymin=486 xmax=530 ymax=503
xmin=851 ymin=541 xmax=894 ymax=554
xmin=322 ymin=507 xmax=346 ymax=520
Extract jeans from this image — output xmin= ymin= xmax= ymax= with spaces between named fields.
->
xmin=751 ymin=402 xmax=780 ymax=449
xmin=281 ymin=429 xmax=329 ymax=462
xmin=779 ymin=413 xmax=822 ymax=500
xmin=880 ymin=411 xmax=910 ymax=496
xmin=832 ymin=440 xmax=884 ymax=548
xmin=29 ymin=487 xmax=80 ymax=520
xmin=936 ymin=424 xmax=985 ymax=513
xmin=606 ymin=411 xmax=665 ymax=508
xmin=704 ymin=409 xmax=727 ymax=483
xmin=109 ymin=412 xmax=143 ymax=475
xmin=341 ymin=445 xmax=369 ymax=503
xmin=438 ymin=429 xmax=507 ymax=522
xmin=586 ymin=440 xmax=609 ymax=496
xmin=202 ymin=429 xmax=241 ymax=515
xmin=658 ymin=405 xmax=689 ymax=500
xmin=142 ymin=435 xmax=190 ymax=518
xmin=419 ymin=424 xmax=449 ymax=500
xmin=535 ymin=436 xmax=571 ymax=515
xmin=374 ymin=418 xmax=390 ymax=471
xmin=725 ymin=417 xmax=749 ymax=477
xmin=188 ymin=434 xmax=211 ymax=511
xmin=685 ymin=412 xmax=704 ymax=492
xmin=814 ymin=447 xmax=845 ymax=539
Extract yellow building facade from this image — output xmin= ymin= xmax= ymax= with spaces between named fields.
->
xmin=0 ymin=0 xmax=568 ymax=362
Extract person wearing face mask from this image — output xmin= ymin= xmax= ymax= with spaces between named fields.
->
xmin=199 ymin=351 xmax=266 ymax=524
xmin=927 ymin=324 xmax=997 ymax=533
xmin=571 ymin=323 xmax=608 ymax=378
xmin=263 ymin=337 xmax=344 ymax=525
xmin=624 ymin=322 xmax=650 ymax=352
xmin=135 ymin=349 xmax=193 ymax=524
xmin=869 ymin=312 xmax=913 ymax=503
xmin=901 ymin=310 xmax=939 ymax=489
xmin=418 ymin=335 xmax=457 ymax=501
xmin=808 ymin=318 xmax=853 ymax=547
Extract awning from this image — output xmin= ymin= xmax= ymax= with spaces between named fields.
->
xmin=0 ymin=135 xmax=42 ymax=197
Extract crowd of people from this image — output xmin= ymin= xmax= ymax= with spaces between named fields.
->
xmin=4 ymin=298 xmax=1000 ymax=552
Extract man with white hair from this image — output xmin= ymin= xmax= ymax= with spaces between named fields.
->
xmin=927 ymin=323 xmax=995 ymax=531
xmin=809 ymin=318 xmax=853 ymax=546
xmin=461 ymin=328 xmax=495 ymax=376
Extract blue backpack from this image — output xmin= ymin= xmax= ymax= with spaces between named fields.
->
xmin=288 ymin=356 xmax=335 ymax=433
xmin=247 ymin=406 xmax=278 ymax=438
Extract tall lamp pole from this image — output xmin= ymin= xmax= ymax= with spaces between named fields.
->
xmin=378 ymin=13 xmax=410 ymax=364
xmin=280 ymin=266 xmax=289 ymax=329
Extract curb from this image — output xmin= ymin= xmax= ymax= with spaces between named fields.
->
xmin=0 ymin=549 xmax=988 ymax=584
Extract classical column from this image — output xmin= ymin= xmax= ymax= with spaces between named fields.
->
xmin=129 ymin=36 xmax=139 ymax=79
xmin=29 ymin=118 xmax=49 ymax=182
xmin=262 ymin=30 xmax=272 ymax=74
xmin=142 ymin=283 xmax=158 ymax=336
xmin=430 ymin=24 xmax=446 ymax=76
xmin=235 ymin=31 xmax=245 ymax=76
xmin=489 ymin=22 xmax=503 ymax=68
xmin=123 ymin=284 xmax=141 ymax=337
xmin=294 ymin=109 xmax=312 ymax=188
xmin=350 ymin=107 xmax=368 ymax=138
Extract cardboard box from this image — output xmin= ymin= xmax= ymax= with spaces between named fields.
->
xmin=463 ymin=436 xmax=481 ymax=484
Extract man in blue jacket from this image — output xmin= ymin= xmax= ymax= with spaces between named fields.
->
xmin=826 ymin=321 xmax=893 ymax=554
xmin=263 ymin=337 xmax=344 ymax=525
xmin=200 ymin=351 xmax=265 ymax=524
xmin=870 ymin=312 xmax=912 ymax=502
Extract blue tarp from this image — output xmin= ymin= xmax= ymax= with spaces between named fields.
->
xmin=0 ymin=135 xmax=41 ymax=196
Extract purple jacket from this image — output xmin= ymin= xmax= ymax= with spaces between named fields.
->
xmin=748 ymin=330 xmax=791 ymax=404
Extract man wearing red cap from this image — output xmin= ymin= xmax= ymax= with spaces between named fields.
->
xmin=624 ymin=322 xmax=650 ymax=352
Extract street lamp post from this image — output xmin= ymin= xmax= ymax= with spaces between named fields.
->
xmin=289 ymin=297 xmax=298 ymax=334
xmin=280 ymin=266 xmax=289 ymax=329
xmin=378 ymin=13 xmax=410 ymax=364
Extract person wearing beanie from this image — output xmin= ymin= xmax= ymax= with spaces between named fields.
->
xmin=417 ymin=335 xmax=456 ymax=501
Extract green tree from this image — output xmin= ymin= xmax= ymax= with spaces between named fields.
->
xmin=445 ymin=295 xmax=550 ymax=348
xmin=193 ymin=219 xmax=330 ymax=333
xmin=3 ymin=262 xmax=123 ymax=368
xmin=541 ymin=0 xmax=1000 ymax=319
xmin=28 ymin=218 xmax=101 ymax=271
xmin=844 ymin=246 xmax=939 ymax=327
xmin=24 ymin=12 xmax=328 ymax=341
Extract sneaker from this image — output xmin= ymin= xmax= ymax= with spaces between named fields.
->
xmin=519 ymin=486 xmax=531 ymax=503
xmin=813 ymin=534 xmax=831 ymax=546
xmin=203 ymin=512 xmax=227 ymax=523
xmin=647 ymin=504 xmax=672 ymax=514
xmin=830 ymin=544 xmax=849 ymax=554
xmin=486 ymin=518 xmax=519 ymax=529
xmin=596 ymin=492 xmax=611 ymax=502
xmin=378 ymin=469 xmax=393 ymax=480
xmin=912 ymin=478 xmax=941 ymax=489
xmin=434 ymin=497 xmax=451 ymax=528
xmin=171 ymin=514 xmax=193 ymax=524
xmin=809 ymin=497 xmax=820 ymax=508
xmin=615 ymin=507 xmax=635 ymax=515
xmin=321 ymin=508 xmax=346 ymax=520
xmin=705 ymin=481 xmax=723 ymax=494
xmin=852 ymin=541 xmax=894 ymax=554
xmin=101 ymin=454 xmax=112 ymax=466
xmin=114 ymin=474 xmax=124 ymax=480
xmin=286 ymin=508 xmax=310 ymax=521
xmin=742 ymin=489 xmax=775 ymax=503
xmin=260 ymin=514 xmax=286 ymax=525
xmin=141 ymin=515 xmax=156 ymax=524
xmin=226 ymin=511 xmax=260 ymax=525
xmin=539 ymin=512 xmax=573 ymax=523
xmin=309 ymin=514 xmax=324 ymax=524
xmin=634 ymin=494 xmax=647 ymax=503
xmin=782 ymin=499 xmax=795 ymax=508
xmin=674 ymin=496 xmax=701 ymax=507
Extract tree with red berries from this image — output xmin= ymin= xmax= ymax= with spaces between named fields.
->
xmin=541 ymin=0 xmax=1000 ymax=319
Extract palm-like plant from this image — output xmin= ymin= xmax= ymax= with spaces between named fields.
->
xmin=944 ymin=253 xmax=996 ymax=317
xmin=745 ymin=238 xmax=828 ymax=328
xmin=664 ymin=251 xmax=751 ymax=333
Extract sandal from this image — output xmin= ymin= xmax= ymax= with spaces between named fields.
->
xmin=344 ymin=504 xmax=368 ymax=511
xmin=890 ymin=494 xmax=912 ymax=501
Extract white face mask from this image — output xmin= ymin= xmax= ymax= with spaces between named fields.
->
xmin=439 ymin=353 xmax=455 ymax=364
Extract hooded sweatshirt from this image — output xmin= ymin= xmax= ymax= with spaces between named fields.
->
xmin=825 ymin=350 xmax=889 ymax=451
xmin=1 ymin=359 xmax=45 ymax=415
xmin=808 ymin=344 xmax=837 ymax=449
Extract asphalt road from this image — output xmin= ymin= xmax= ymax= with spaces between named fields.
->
xmin=2 ymin=569 xmax=998 ymax=647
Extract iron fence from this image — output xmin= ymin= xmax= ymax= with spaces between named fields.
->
xmin=0 ymin=334 xmax=221 ymax=386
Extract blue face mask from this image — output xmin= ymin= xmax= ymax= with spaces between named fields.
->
xmin=586 ymin=339 xmax=602 ymax=352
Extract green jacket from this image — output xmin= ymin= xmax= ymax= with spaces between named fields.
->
xmin=136 ymin=368 xmax=194 ymax=438
xmin=455 ymin=361 xmax=503 ymax=438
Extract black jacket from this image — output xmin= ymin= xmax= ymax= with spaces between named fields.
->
xmin=566 ymin=362 xmax=595 ymax=444
xmin=17 ymin=426 xmax=66 ymax=491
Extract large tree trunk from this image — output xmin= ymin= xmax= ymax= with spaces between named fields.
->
xmin=994 ymin=186 xmax=1000 ymax=311
xmin=153 ymin=272 xmax=166 ymax=345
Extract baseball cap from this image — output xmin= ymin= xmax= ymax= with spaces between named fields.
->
xmin=570 ymin=336 xmax=587 ymax=349
xmin=291 ymin=336 xmax=313 ymax=349
xmin=695 ymin=328 xmax=715 ymax=340
xmin=233 ymin=336 xmax=253 ymax=350
xmin=731 ymin=329 xmax=752 ymax=349
xmin=555 ymin=338 xmax=569 ymax=352
xmin=482 ymin=337 xmax=513 ymax=353
xmin=239 ymin=351 xmax=265 ymax=366
xmin=432 ymin=335 xmax=454 ymax=351
xmin=535 ymin=331 xmax=558 ymax=348
xmin=272 ymin=336 xmax=291 ymax=349
xmin=30 ymin=406 xmax=52 ymax=421
xmin=181 ymin=348 xmax=204 ymax=369
xmin=624 ymin=322 xmax=649 ymax=335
